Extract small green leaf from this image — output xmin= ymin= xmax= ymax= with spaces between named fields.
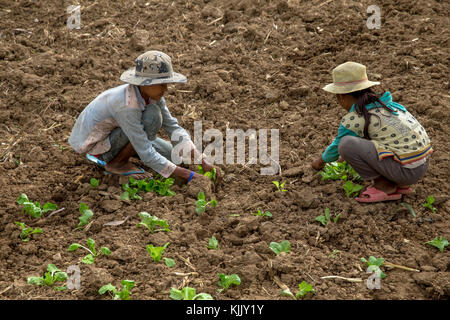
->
xmin=101 ymin=247 xmax=112 ymax=256
xmin=169 ymin=288 xmax=184 ymax=300
xmin=68 ymin=243 xmax=81 ymax=251
xmin=90 ymin=178 xmax=99 ymax=188
xmin=82 ymin=254 xmax=95 ymax=264
xmin=163 ymin=257 xmax=175 ymax=267
xmin=208 ymin=236 xmax=219 ymax=250
xmin=99 ymin=283 xmax=117 ymax=295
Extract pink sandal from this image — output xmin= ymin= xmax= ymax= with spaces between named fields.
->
xmin=396 ymin=187 xmax=412 ymax=195
xmin=355 ymin=187 xmax=402 ymax=203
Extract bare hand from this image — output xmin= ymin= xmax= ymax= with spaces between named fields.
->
xmin=311 ymin=156 xmax=326 ymax=170
xmin=201 ymin=162 xmax=223 ymax=184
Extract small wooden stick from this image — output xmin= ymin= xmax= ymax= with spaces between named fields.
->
xmin=384 ymin=262 xmax=420 ymax=272
xmin=321 ymin=276 xmax=363 ymax=283
xmin=207 ymin=16 xmax=223 ymax=25
xmin=47 ymin=207 xmax=65 ymax=218
xmin=173 ymin=272 xmax=199 ymax=277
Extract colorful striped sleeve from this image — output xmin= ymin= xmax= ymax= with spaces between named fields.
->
xmin=322 ymin=124 xmax=359 ymax=163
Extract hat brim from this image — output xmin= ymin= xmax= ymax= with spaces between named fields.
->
xmin=322 ymin=80 xmax=380 ymax=94
xmin=120 ymin=68 xmax=187 ymax=86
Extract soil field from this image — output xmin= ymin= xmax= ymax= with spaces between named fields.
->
xmin=0 ymin=0 xmax=449 ymax=300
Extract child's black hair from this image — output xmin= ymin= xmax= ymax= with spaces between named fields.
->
xmin=349 ymin=88 xmax=394 ymax=139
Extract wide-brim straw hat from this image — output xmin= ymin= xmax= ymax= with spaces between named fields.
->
xmin=120 ymin=51 xmax=187 ymax=86
xmin=322 ymin=61 xmax=380 ymax=94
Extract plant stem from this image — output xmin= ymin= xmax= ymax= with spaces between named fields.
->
xmin=384 ymin=262 xmax=420 ymax=272
xmin=321 ymin=276 xmax=363 ymax=282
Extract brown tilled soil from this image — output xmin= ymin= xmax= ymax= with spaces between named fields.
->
xmin=0 ymin=0 xmax=449 ymax=300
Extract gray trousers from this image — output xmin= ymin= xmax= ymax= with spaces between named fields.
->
xmin=98 ymin=104 xmax=173 ymax=163
xmin=338 ymin=136 xmax=429 ymax=185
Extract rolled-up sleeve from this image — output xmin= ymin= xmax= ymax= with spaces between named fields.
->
xmin=322 ymin=124 xmax=359 ymax=163
xmin=113 ymin=107 xmax=176 ymax=177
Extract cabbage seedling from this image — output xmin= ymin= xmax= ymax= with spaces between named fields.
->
xmin=195 ymin=192 xmax=217 ymax=214
xmin=170 ymin=287 xmax=213 ymax=300
xmin=198 ymin=165 xmax=217 ymax=183
xmin=208 ymin=236 xmax=219 ymax=250
xmin=426 ymin=236 xmax=448 ymax=253
xmin=361 ymin=256 xmax=386 ymax=279
xmin=17 ymin=193 xmax=57 ymax=218
xmin=68 ymin=238 xmax=111 ymax=264
xmin=90 ymin=178 xmax=99 ymax=188
xmin=15 ymin=222 xmax=43 ymax=242
xmin=121 ymin=183 xmax=142 ymax=200
xmin=129 ymin=176 xmax=176 ymax=196
xmin=146 ymin=242 xmax=170 ymax=262
xmin=315 ymin=208 xmax=341 ymax=226
xmin=217 ymin=273 xmax=241 ymax=293
xmin=296 ymin=281 xmax=316 ymax=298
xmin=99 ymin=280 xmax=135 ymax=300
xmin=320 ymin=161 xmax=361 ymax=182
xmin=343 ymin=181 xmax=363 ymax=198
xmin=423 ymin=196 xmax=437 ymax=213
xmin=270 ymin=240 xmax=291 ymax=255
xmin=163 ymin=257 xmax=175 ymax=267
xmin=137 ymin=212 xmax=170 ymax=233
xmin=27 ymin=264 xmax=68 ymax=291
xmin=272 ymin=180 xmax=287 ymax=192
xmin=77 ymin=203 xmax=93 ymax=229
xmin=253 ymin=209 xmax=272 ymax=218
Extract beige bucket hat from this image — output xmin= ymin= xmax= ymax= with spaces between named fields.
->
xmin=322 ymin=62 xmax=380 ymax=94
xmin=120 ymin=51 xmax=187 ymax=86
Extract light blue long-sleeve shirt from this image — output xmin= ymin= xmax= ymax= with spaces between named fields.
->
xmin=69 ymin=84 xmax=192 ymax=177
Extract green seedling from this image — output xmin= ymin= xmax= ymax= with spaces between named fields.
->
xmin=329 ymin=249 xmax=342 ymax=259
xmin=146 ymin=242 xmax=170 ymax=262
xmin=208 ymin=236 xmax=219 ymax=250
xmin=315 ymin=208 xmax=341 ymax=226
xmin=27 ymin=264 xmax=68 ymax=290
xmin=320 ymin=161 xmax=362 ymax=182
xmin=296 ymin=281 xmax=316 ymax=298
xmin=68 ymin=238 xmax=111 ymax=264
xmin=137 ymin=212 xmax=170 ymax=233
xmin=270 ymin=240 xmax=291 ymax=255
xmin=253 ymin=209 xmax=272 ymax=218
xmin=423 ymin=196 xmax=437 ymax=213
xmin=426 ymin=236 xmax=448 ymax=253
xmin=272 ymin=180 xmax=287 ymax=192
xmin=195 ymin=191 xmax=217 ymax=214
xmin=398 ymin=202 xmax=416 ymax=217
xmin=170 ymin=287 xmax=213 ymax=300
xmin=198 ymin=165 xmax=217 ymax=183
xmin=15 ymin=222 xmax=43 ymax=242
xmin=77 ymin=203 xmax=93 ymax=229
xmin=90 ymin=178 xmax=99 ymax=188
xmin=217 ymin=273 xmax=241 ymax=293
xmin=129 ymin=176 xmax=176 ymax=196
xmin=163 ymin=257 xmax=176 ymax=267
xmin=99 ymin=280 xmax=135 ymax=300
xmin=17 ymin=193 xmax=57 ymax=218
xmin=343 ymin=181 xmax=363 ymax=198
xmin=361 ymin=256 xmax=386 ymax=279
xmin=121 ymin=183 xmax=142 ymax=201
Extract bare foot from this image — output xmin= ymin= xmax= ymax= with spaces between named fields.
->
xmin=372 ymin=176 xmax=397 ymax=194
xmin=105 ymin=162 xmax=153 ymax=180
